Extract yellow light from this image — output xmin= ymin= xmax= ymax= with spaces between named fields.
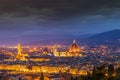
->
xmin=105 ymin=73 xmax=108 ymax=77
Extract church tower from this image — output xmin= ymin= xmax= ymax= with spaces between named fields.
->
xmin=17 ymin=43 xmax=22 ymax=55
xmin=53 ymin=45 xmax=59 ymax=56
xmin=15 ymin=43 xmax=28 ymax=60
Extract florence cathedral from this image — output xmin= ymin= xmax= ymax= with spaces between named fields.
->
xmin=53 ymin=40 xmax=83 ymax=57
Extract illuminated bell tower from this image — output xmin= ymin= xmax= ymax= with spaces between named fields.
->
xmin=16 ymin=42 xmax=28 ymax=60
xmin=17 ymin=43 xmax=22 ymax=55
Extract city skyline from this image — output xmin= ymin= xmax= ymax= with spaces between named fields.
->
xmin=0 ymin=1 xmax=120 ymax=80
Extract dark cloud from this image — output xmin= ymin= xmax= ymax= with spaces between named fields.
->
xmin=0 ymin=0 xmax=120 ymax=20
xmin=0 ymin=0 xmax=119 ymax=34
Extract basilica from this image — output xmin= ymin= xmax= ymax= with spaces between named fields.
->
xmin=53 ymin=40 xmax=83 ymax=57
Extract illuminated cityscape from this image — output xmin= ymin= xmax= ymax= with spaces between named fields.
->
xmin=0 ymin=38 xmax=119 ymax=80
xmin=0 ymin=0 xmax=120 ymax=80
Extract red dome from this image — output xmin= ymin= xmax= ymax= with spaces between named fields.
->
xmin=69 ymin=40 xmax=81 ymax=53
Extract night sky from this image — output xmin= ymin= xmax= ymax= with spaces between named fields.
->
xmin=0 ymin=0 xmax=120 ymax=45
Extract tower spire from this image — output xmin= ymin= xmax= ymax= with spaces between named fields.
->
xmin=73 ymin=39 xmax=76 ymax=43
xmin=17 ymin=42 xmax=22 ymax=55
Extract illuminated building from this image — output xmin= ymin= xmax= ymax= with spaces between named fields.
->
xmin=69 ymin=40 xmax=81 ymax=53
xmin=53 ymin=45 xmax=59 ymax=56
xmin=69 ymin=39 xmax=82 ymax=56
xmin=15 ymin=43 xmax=28 ymax=60
xmin=53 ymin=40 xmax=82 ymax=57
xmin=0 ymin=64 xmax=87 ymax=76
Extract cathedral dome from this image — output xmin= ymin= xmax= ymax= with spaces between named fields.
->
xmin=69 ymin=40 xmax=81 ymax=53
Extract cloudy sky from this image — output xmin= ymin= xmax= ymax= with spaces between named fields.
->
xmin=0 ymin=0 xmax=120 ymax=45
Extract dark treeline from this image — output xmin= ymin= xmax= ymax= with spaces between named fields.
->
xmin=70 ymin=64 xmax=120 ymax=80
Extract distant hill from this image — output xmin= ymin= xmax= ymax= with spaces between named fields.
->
xmin=18 ymin=34 xmax=94 ymax=46
xmin=24 ymin=30 xmax=120 ymax=46
xmin=1 ymin=30 xmax=120 ymax=46
xmin=86 ymin=30 xmax=120 ymax=45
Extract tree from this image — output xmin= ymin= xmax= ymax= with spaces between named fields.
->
xmin=86 ymin=71 xmax=92 ymax=80
xmin=108 ymin=64 xmax=114 ymax=78
xmin=40 ymin=72 xmax=44 ymax=80
xmin=92 ymin=66 xmax=97 ymax=80
xmin=74 ymin=76 xmax=78 ymax=80
xmin=70 ymin=76 xmax=74 ymax=80
xmin=115 ymin=68 xmax=120 ymax=80
xmin=91 ymin=65 xmax=107 ymax=80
